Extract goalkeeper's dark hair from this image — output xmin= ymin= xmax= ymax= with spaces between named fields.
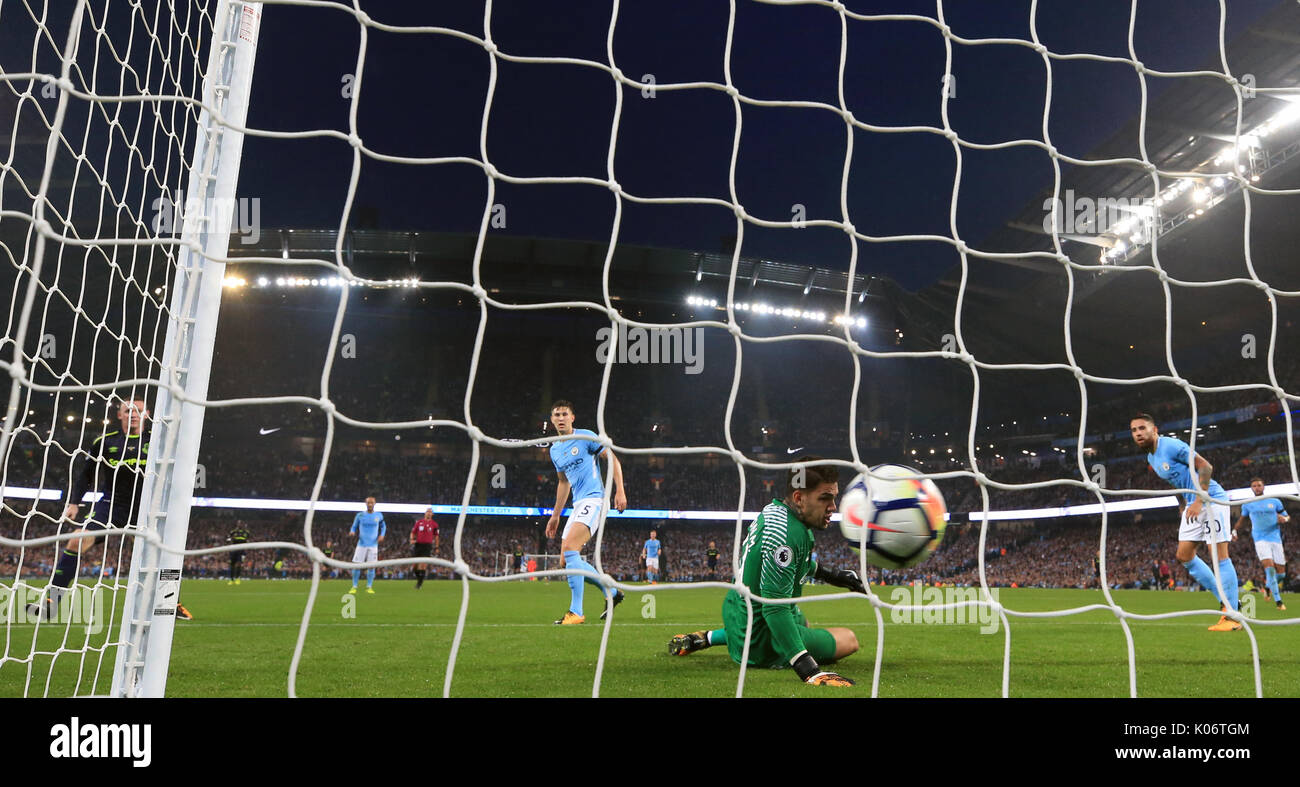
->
xmin=784 ymin=456 xmax=839 ymax=498
xmin=551 ymin=399 xmax=575 ymax=413
xmin=1131 ymin=412 xmax=1157 ymax=426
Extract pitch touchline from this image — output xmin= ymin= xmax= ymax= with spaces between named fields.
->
xmin=107 ymin=618 xmax=1286 ymax=628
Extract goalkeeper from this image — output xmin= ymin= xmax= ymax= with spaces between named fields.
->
xmin=668 ymin=459 xmax=862 ymax=687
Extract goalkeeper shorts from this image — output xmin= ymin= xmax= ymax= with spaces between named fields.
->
xmin=720 ymin=589 xmax=838 ymax=669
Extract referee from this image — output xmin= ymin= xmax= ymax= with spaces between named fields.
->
xmin=410 ymin=507 xmax=439 ymax=589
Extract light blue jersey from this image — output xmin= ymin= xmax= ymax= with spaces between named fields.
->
xmin=644 ymin=539 xmax=661 ymax=559
xmin=1146 ymin=436 xmax=1227 ymax=505
xmin=549 ymin=428 xmax=605 ymax=502
xmin=1242 ymin=497 xmax=1286 ymax=543
xmin=351 ymin=510 xmax=387 ymax=547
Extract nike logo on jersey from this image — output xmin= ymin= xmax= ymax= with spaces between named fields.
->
xmin=259 ymin=427 xmax=281 ymax=435
xmin=786 ymin=447 xmax=804 ymax=454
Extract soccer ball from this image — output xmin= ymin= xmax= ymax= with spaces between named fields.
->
xmin=839 ymin=464 xmax=947 ymax=570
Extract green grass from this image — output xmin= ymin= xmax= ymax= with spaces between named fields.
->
xmin=4 ymin=579 xmax=1299 ymax=697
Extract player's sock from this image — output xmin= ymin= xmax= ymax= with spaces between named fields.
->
xmin=351 ymin=569 xmax=360 ymax=587
xmin=1266 ymin=566 xmax=1281 ymax=602
xmin=1217 ymin=558 xmax=1239 ymax=611
xmin=1182 ymin=556 xmax=1225 ymax=606
xmin=707 ymin=629 xmax=727 ymax=646
xmin=563 ymin=550 xmax=587 ymax=615
xmin=366 ymin=568 xmax=375 ymax=587
xmin=51 ymin=549 xmax=79 ymax=589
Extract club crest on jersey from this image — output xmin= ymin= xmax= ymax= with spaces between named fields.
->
xmin=773 ymin=546 xmax=793 ymax=567
xmin=570 ymin=447 xmax=579 ymax=456
xmin=1162 ymin=463 xmax=1170 ymax=471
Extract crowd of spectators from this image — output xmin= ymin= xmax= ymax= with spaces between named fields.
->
xmin=2 ymin=308 xmax=1297 ymax=591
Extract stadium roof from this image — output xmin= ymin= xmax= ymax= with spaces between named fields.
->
xmin=920 ymin=0 xmax=1300 ymax=365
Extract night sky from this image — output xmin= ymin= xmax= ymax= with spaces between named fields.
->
xmin=236 ymin=0 xmax=1288 ymax=291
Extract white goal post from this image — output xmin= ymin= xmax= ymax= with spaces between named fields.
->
xmin=0 ymin=0 xmax=261 ymax=698
xmin=110 ymin=0 xmax=263 ymax=698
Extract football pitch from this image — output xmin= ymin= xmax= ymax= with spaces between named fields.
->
xmin=4 ymin=580 xmax=1299 ymax=698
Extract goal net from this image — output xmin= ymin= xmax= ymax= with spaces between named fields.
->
xmin=3 ymin=0 xmax=1299 ymax=699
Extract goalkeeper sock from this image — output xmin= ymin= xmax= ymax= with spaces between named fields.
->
xmin=707 ymin=629 xmax=726 ymax=646
xmin=51 ymin=549 xmax=79 ymax=589
xmin=1266 ymin=566 xmax=1281 ymax=602
xmin=1182 ymin=556 xmax=1225 ymax=606
xmin=1218 ymin=557 xmax=1239 ymax=611
xmin=366 ymin=568 xmax=375 ymax=587
xmin=351 ymin=569 xmax=360 ymax=587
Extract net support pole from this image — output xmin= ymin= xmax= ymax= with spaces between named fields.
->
xmin=111 ymin=0 xmax=262 ymax=698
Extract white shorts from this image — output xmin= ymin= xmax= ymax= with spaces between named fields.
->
xmin=353 ymin=545 xmax=379 ymax=564
xmin=646 ymin=557 xmax=659 ymax=571
xmin=1179 ymin=502 xmax=1231 ymax=544
xmin=562 ymin=498 xmax=603 ymax=540
xmin=1254 ymin=540 xmax=1285 ymax=564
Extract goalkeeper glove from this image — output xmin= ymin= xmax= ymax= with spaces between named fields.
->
xmin=791 ymin=652 xmax=855 ymax=687
xmin=815 ymin=564 xmax=866 ymax=595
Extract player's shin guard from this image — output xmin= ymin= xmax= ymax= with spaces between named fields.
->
xmin=51 ymin=549 xmax=79 ymax=589
xmin=1183 ymin=556 xmax=1225 ymax=606
xmin=1218 ymin=558 xmax=1239 ymax=611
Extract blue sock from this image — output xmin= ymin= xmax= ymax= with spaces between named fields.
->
xmin=366 ymin=568 xmax=375 ymax=587
xmin=1182 ymin=556 xmax=1225 ymax=606
xmin=1218 ymin=558 xmax=1239 ymax=611
xmin=52 ymin=549 xmax=79 ymax=589
xmin=1278 ymin=570 xmax=1287 ymax=596
xmin=351 ymin=569 xmax=360 ymax=587
xmin=563 ymin=551 xmax=585 ymax=615
xmin=1266 ymin=566 xmax=1281 ymax=601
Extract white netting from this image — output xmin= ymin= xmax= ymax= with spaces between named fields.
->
xmin=2 ymin=0 xmax=1298 ymax=697
xmin=0 ymin=0 xmax=215 ymax=695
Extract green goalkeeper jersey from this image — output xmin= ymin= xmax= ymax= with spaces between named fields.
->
xmin=723 ymin=498 xmax=819 ymax=665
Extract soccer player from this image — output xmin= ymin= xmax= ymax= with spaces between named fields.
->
xmin=410 ymin=507 xmax=438 ymax=589
xmin=706 ymin=540 xmax=720 ymax=582
xmin=227 ymin=520 xmax=250 ymax=585
xmin=544 ymin=400 xmax=627 ymax=624
xmin=29 ymin=399 xmax=192 ymax=621
xmin=1235 ymin=477 xmax=1290 ymax=611
xmin=322 ymin=541 xmax=336 ymax=578
xmin=668 ymin=459 xmax=864 ymax=687
xmin=642 ymin=530 xmax=663 ymax=584
xmin=349 ymin=496 xmax=386 ymax=594
xmin=1130 ymin=414 xmax=1241 ymax=631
